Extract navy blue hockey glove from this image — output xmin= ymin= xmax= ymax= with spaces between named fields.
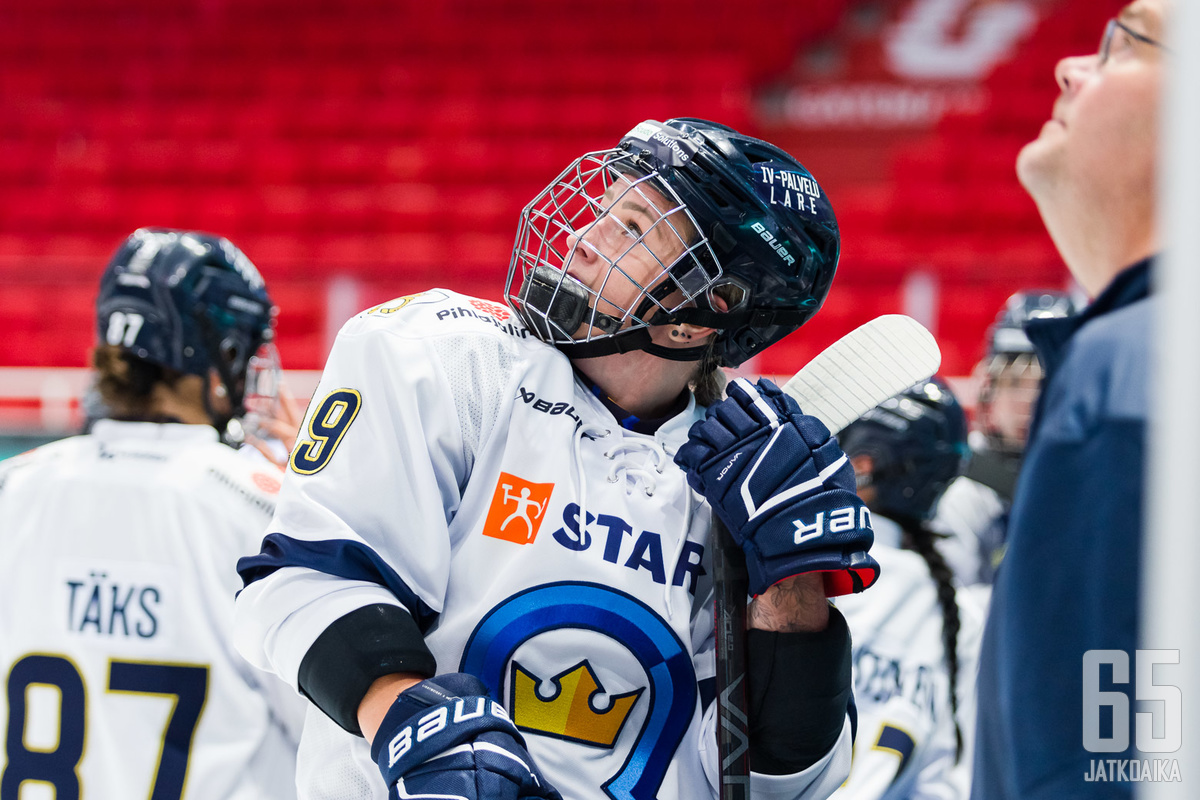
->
xmin=370 ymin=673 xmax=562 ymax=800
xmin=675 ymin=377 xmax=880 ymax=597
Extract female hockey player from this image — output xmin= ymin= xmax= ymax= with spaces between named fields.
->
xmin=0 ymin=229 xmax=304 ymax=798
xmin=932 ymin=290 xmax=1079 ymax=587
xmin=234 ymin=118 xmax=879 ymax=800
xmin=833 ymin=378 xmax=987 ymax=800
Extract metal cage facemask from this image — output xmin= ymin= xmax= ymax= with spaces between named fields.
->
xmin=977 ymin=352 xmax=1044 ymax=455
xmin=240 ymin=341 xmax=282 ymax=437
xmin=505 ymin=148 xmax=731 ymax=360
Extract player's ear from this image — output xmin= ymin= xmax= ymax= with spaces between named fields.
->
xmin=674 ymin=291 xmax=729 ymax=344
xmin=208 ymin=368 xmax=232 ymax=411
xmin=208 ymin=369 xmax=225 ymax=396
xmin=668 ymin=323 xmax=715 ymax=344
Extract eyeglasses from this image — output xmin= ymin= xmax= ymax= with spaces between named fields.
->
xmin=1098 ymin=17 xmax=1171 ymax=66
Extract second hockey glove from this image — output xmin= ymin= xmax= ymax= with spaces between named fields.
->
xmin=371 ymin=673 xmax=562 ymax=800
xmin=675 ymin=377 xmax=880 ymax=596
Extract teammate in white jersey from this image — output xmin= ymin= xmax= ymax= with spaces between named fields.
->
xmin=234 ymin=118 xmax=881 ymax=800
xmin=834 ymin=378 xmax=984 ymax=800
xmin=932 ymin=290 xmax=1079 ymax=586
xmin=0 ymin=229 xmax=304 ymax=798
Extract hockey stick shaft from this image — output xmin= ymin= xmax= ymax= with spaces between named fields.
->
xmin=715 ymin=314 xmax=940 ymax=799
xmin=714 ymin=515 xmax=752 ymax=800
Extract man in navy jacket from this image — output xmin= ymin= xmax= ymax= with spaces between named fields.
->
xmin=971 ymin=1 xmax=1170 ymax=798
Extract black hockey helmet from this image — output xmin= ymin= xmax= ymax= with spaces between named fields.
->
xmin=95 ymin=228 xmax=277 ymax=418
xmin=986 ymin=289 xmax=1080 ymax=358
xmin=839 ymin=377 xmax=969 ymax=523
xmin=505 ymin=118 xmax=839 ymax=366
xmin=977 ymin=289 xmax=1079 ymax=456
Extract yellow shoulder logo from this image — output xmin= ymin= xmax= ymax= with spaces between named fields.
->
xmin=366 ymin=289 xmax=449 ymax=316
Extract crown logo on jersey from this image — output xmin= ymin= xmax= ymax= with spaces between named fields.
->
xmin=510 ymin=660 xmax=643 ymax=748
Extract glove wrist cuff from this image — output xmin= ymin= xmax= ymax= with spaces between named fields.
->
xmin=371 ymin=683 xmax=522 ymax=786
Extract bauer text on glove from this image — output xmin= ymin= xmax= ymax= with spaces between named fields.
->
xmin=370 ymin=673 xmax=563 ymax=800
xmin=674 ymin=377 xmax=880 ymax=596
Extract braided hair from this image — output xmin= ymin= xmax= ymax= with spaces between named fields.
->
xmin=838 ymin=377 xmax=970 ymax=761
xmin=897 ymin=516 xmax=963 ymax=761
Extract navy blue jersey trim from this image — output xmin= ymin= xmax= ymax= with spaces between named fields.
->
xmin=237 ymin=533 xmax=438 ymax=631
xmin=574 ymin=367 xmax=690 ymax=435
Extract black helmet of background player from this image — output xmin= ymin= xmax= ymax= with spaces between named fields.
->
xmin=977 ymin=289 xmax=1079 ymax=456
xmin=839 ymin=377 xmax=970 ymax=525
xmin=505 ymin=118 xmax=839 ymax=367
xmin=94 ymin=228 xmax=277 ymax=433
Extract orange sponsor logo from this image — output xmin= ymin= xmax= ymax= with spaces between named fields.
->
xmin=482 ymin=472 xmax=554 ymax=544
xmin=470 ymin=298 xmax=510 ymax=321
xmin=252 ymin=472 xmax=281 ymax=494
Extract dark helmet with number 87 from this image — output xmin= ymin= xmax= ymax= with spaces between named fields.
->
xmin=95 ymin=228 xmax=277 ymax=418
xmin=505 ymin=118 xmax=839 ymax=367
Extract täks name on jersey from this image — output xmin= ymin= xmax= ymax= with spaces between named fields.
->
xmin=65 ymin=571 xmax=162 ymax=639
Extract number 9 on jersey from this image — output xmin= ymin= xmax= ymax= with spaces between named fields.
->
xmin=290 ymin=389 xmax=362 ymax=475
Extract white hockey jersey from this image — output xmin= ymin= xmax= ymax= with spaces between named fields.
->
xmin=930 ymin=476 xmax=1008 ymax=587
xmin=831 ymin=535 xmax=985 ymax=800
xmin=233 ymin=289 xmax=853 ymax=800
xmin=0 ymin=421 xmax=304 ymax=799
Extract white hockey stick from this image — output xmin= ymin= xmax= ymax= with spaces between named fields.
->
xmin=715 ymin=314 xmax=941 ymax=800
xmin=779 ymin=314 xmax=942 ymax=434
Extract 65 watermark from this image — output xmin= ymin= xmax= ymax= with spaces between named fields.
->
xmin=1083 ymin=649 xmax=1182 ymax=783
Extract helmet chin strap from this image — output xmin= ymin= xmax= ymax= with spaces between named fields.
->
xmin=519 ymin=266 xmax=714 ymax=361
xmin=555 ymin=327 xmax=711 ymax=361
xmin=200 ymin=378 xmax=241 ymax=445
xmin=195 ymin=307 xmax=252 ymax=443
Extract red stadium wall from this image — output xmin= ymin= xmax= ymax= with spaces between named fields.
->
xmin=0 ymin=0 xmax=1122 ymax=381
